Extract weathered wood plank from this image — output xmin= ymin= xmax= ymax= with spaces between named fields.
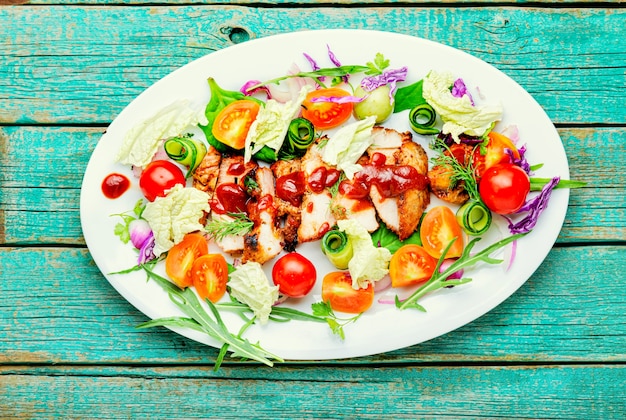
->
xmin=1 ymin=245 xmax=624 ymax=365
xmin=1 ymin=365 xmax=624 ymax=418
xmin=0 ymin=6 xmax=624 ymax=124
xmin=13 ymin=0 xmax=626 ymax=5
xmin=1 ymin=126 xmax=621 ymax=245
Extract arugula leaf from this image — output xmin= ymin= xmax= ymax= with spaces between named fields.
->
xmin=138 ymin=266 xmax=283 ymax=370
xmin=396 ymin=233 xmax=527 ymax=311
xmin=249 ymin=65 xmax=370 ymax=90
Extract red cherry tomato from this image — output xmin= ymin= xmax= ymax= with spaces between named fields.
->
xmin=271 ymin=253 xmax=317 ymax=298
xmin=301 ymin=87 xmax=353 ymax=129
xmin=479 ymin=163 xmax=530 ymax=214
xmin=420 ymin=206 xmax=465 ymax=259
xmin=211 ymin=100 xmax=260 ymax=150
xmin=389 ymin=244 xmax=437 ymax=288
xmin=321 ymin=271 xmax=374 ymax=314
xmin=139 ymin=160 xmax=185 ymax=202
xmin=473 ymin=131 xmax=521 ymax=180
xmin=165 ymin=233 xmax=208 ymax=288
xmin=191 ymin=254 xmax=228 ymax=303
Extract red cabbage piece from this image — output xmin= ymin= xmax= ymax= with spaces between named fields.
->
xmin=451 ymin=78 xmax=474 ymax=105
xmin=508 ymin=176 xmax=560 ymax=234
xmin=360 ymin=67 xmax=408 ymax=101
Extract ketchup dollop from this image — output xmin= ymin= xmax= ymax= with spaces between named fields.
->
xmin=210 ymin=183 xmax=249 ymax=214
xmin=276 ymin=171 xmax=306 ymax=207
xmin=101 ymin=173 xmax=130 ymax=199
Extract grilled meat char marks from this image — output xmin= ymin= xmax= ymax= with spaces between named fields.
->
xmin=194 ymin=126 xmax=433 ymax=264
xmin=364 ymin=127 xmax=430 ymax=240
xmin=271 ymin=158 xmax=303 ymax=252
xmin=297 ymin=141 xmax=337 ymax=243
xmin=242 ymin=167 xmax=283 ymax=265
xmin=210 ymin=156 xmax=258 ymax=254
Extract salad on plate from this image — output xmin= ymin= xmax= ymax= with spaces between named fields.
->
xmin=97 ymin=43 xmax=584 ymax=368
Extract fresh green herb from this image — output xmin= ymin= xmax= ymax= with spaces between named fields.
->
xmin=371 ymin=222 xmax=422 ymax=254
xmin=396 ymin=233 xmax=527 ymax=311
xmin=111 ymin=199 xmax=145 ymax=244
xmin=431 ymin=141 xmax=480 ymax=201
xmin=530 ymin=177 xmax=587 ymax=191
xmin=205 ymin=212 xmax=254 ymax=241
xmin=365 ymin=53 xmax=390 ymax=76
xmin=137 ymin=265 xmax=283 ymax=370
xmin=311 ymin=301 xmax=363 ymax=340
xmin=248 ymin=65 xmax=370 ymax=91
xmin=393 ymin=79 xmax=426 ymax=113
xmin=199 ymin=77 xmax=263 ymax=154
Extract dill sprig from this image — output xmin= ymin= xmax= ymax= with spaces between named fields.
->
xmin=431 ymin=141 xmax=480 ymax=201
xmin=205 ymin=212 xmax=254 ymax=241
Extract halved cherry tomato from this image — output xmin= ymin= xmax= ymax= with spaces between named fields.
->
xmin=301 ymin=87 xmax=353 ymax=129
xmin=272 ymin=252 xmax=317 ymax=298
xmin=139 ymin=160 xmax=186 ymax=202
xmin=479 ymin=163 xmax=530 ymax=214
xmin=191 ymin=254 xmax=228 ymax=303
xmin=473 ymin=131 xmax=520 ymax=180
xmin=165 ymin=233 xmax=208 ymax=288
xmin=321 ymin=272 xmax=374 ymax=314
xmin=389 ymin=244 xmax=437 ymax=287
xmin=211 ymin=100 xmax=260 ymax=150
xmin=420 ymin=206 xmax=465 ymax=259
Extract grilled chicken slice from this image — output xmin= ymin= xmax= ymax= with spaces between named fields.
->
xmin=298 ymin=142 xmax=336 ymax=243
xmin=428 ymin=143 xmax=473 ymax=205
xmin=367 ymin=128 xmax=430 ymax=240
xmin=270 ymin=158 xmax=303 ymax=251
xmin=330 ymin=194 xmax=379 ymax=232
xmin=192 ymin=144 xmax=222 ymax=194
xmin=211 ymin=156 xmax=258 ymax=255
xmin=242 ymin=167 xmax=283 ymax=264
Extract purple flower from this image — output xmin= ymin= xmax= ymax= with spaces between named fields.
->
xmin=451 ymin=78 xmax=474 ymax=105
xmin=508 ymin=176 xmax=560 ymax=234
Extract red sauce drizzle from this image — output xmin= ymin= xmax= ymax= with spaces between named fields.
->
xmin=101 ymin=173 xmax=130 ymax=199
xmin=210 ymin=183 xmax=249 ymax=214
xmin=227 ymin=162 xmax=246 ymax=176
xmin=339 ymin=165 xmax=429 ymax=199
xmin=371 ymin=152 xmax=387 ymax=167
xmin=276 ymin=171 xmax=306 ymax=207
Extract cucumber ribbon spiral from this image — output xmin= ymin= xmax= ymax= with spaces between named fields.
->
xmin=164 ymin=136 xmax=207 ymax=178
xmin=321 ymin=229 xmax=353 ymax=270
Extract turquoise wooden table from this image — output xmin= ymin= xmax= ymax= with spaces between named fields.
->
xmin=1 ymin=0 xmax=625 ymax=417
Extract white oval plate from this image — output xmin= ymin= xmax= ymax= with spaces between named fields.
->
xmin=80 ymin=29 xmax=570 ymax=360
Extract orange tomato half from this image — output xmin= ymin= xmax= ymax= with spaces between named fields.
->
xmin=321 ymin=271 xmax=374 ymax=314
xmin=211 ymin=100 xmax=260 ymax=150
xmin=420 ymin=206 xmax=465 ymax=259
xmin=301 ymin=87 xmax=353 ymax=129
xmin=165 ymin=233 xmax=208 ymax=288
xmin=191 ymin=254 xmax=228 ymax=303
xmin=389 ymin=244 xmax=437 ymax=288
